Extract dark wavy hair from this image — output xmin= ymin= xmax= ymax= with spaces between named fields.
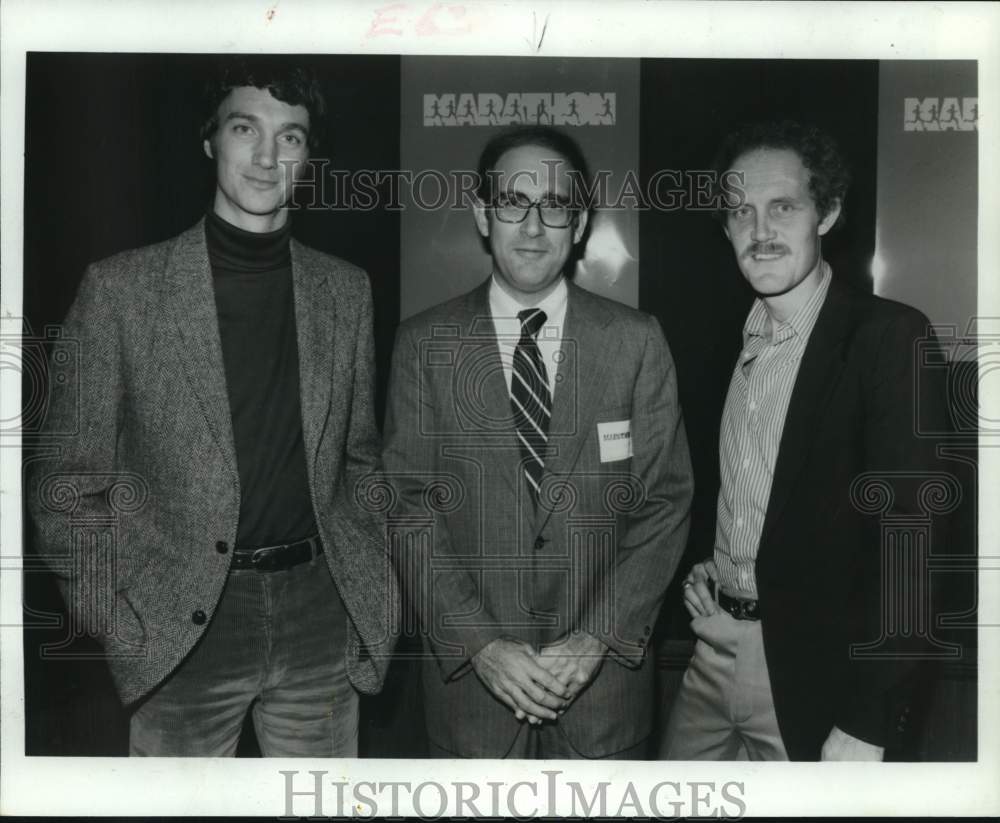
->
xmin=200 ymin=56 xmax=326 ymax=152
xmin=475 ymin=125 xmax=592 ymax=209
xmin=712 ymin=119 xmax=851 ymax=230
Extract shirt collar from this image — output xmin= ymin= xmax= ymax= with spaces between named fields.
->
xmin=489 ymin=274 xmax=568 ymax=328
xmin=743 ymin=261 xmax=832 ymax=345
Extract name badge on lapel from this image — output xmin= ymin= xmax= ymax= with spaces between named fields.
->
xmin=597 ymin=420 xmax=632 ymax=463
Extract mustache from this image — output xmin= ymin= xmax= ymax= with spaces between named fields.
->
xmin=742 ymin=242 xmax=790 ymax=259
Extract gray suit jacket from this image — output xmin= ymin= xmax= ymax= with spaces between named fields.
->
xmin=27 ymin=219 xmax=397 ymax=706
xmin=382 ymin=278 xmax=693 ymax=757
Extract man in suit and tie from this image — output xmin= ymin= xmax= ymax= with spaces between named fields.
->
xmin=382 ymin=126 xmax=693 ymax=758
xmin=661 ymin=120 xmax=950 ymax=761
xmin=27 ymin=57 xmax=396 ymax=756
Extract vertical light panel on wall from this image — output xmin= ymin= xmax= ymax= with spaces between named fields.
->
xmin=400 ymin=57 xmax=640 ymax=320
xmin=875 ymin=61 xmax=977 ymax=334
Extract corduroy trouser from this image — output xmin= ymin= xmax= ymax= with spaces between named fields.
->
xmin=130 ymin=555 xmax=356 ymax=757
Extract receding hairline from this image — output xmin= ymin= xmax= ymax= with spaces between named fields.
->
xmin=485 ymin=145 xmax=584 ymax=201
xmin=475 ymin=126 xmax=591 ymax=205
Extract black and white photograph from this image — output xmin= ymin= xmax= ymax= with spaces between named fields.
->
xmin=1 ymin=0 xmax=996 ymax=817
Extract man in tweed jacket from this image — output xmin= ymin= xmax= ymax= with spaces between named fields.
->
xmin=27 ymin=58 xmax=396 ymax=756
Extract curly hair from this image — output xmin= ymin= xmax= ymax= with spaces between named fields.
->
xmin=200 ymin=56 xmax=326 ymax=153
xmin=712 ymin=119 xmax=851 ymax=229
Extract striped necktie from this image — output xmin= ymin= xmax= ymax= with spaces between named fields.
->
xmin=510 ymin=308 xmax=552 ymax=504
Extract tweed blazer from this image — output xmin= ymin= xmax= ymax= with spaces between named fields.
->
xmin=27 ymin=219 xmax=397 ymax=706
xmin=382 ymin=278 xmax=694 ymax=757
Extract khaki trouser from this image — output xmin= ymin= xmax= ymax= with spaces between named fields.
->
xmin=660 ymin=610 xmax=788 ymax=760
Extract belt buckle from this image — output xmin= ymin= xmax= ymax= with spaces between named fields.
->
xmin=251 ymin=545 xmax=282 ymax=572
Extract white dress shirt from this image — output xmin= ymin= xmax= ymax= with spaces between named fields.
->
xmin=488 ymin=274 xmax=568 ymax=398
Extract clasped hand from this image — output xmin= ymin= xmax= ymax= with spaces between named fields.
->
xmin=471 ymin=633 xmax=607 ymax=724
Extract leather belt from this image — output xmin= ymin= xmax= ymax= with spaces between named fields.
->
xmin=719 ymin=590 xmax=761 ymax=621
xmin=231 ymin=535 xmax=323 ymax=572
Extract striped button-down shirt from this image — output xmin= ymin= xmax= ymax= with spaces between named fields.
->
xmin=713 ymin=263 xmax=832 ymax=597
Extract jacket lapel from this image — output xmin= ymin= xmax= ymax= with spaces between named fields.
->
xmin=291 ymin=241 xmax=342 ymax=479
xmin=534 ymin=282 xmax=618 ymax=533
xmin=163 ymin=219 xmax=238 ymax=476
xmin=461 ymin=280 xmax=521 ymax=499
xmin=759 ymin=279 xmax=857 ymax=544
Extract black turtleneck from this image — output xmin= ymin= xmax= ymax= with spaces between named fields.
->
xmin=206 ymin=210 xmax=318 ymax=549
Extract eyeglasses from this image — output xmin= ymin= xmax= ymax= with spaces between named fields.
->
xmin=492 ymin=193 xmax=578 ymax=228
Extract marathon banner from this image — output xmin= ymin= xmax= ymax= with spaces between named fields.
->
xmin=875 ymin=60 xmax=977 ymax=334
xmin=400 ymin=56 xmax=640 ymax=319
xmin=422 ymin=91 xmax=618 ymax=127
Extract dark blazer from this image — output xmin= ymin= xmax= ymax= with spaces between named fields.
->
xmin=27 ymin=219 xmax=398 ymax=707
xmin=750 ymin=276 xmax=950 ymax=759
xmin=382 ymin=278 xmax=693 ymax=757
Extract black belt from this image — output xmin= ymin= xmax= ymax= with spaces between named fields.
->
xmin=719 ymin=590 xmax=761 ymax=621
xmin=231 ymin=535 xmax=323 ymax=572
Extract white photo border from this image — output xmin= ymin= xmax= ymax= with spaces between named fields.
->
xmin=2 ymin=0 xmax=998 ymax=816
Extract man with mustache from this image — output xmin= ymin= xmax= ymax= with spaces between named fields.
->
xmin=27 ymin=57 xmax=396 ymax=756
xmin=660 ymin=120 xmax=949 ymax=761
xmin=383 ymin=126 xmax=693 ymax=758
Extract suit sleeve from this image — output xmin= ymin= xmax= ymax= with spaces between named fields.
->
xmin=834 ymin=309 xmax=951 ymax=745
xmin=26 ymin=266 xmax=126 ymax=608
xmin=580 ymin=314 xmax=694 ymax=665
xmin=381 ymin=322 xmax=505 ymax=680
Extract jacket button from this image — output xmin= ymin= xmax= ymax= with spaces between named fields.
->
xmin=643 ymin=625 xmax=651 ymax=635
xmin=533 ymin=537 xmax=545 ymax=550
xmin=192 ymin=610 xmax=207 ymax=625
xmin=215 ymin=540 xmax=229 ymax=554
